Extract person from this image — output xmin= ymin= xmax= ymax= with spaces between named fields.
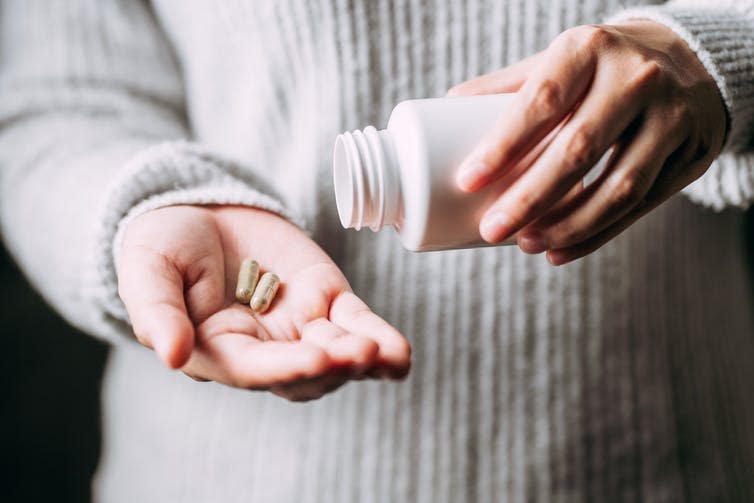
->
xmin=1 ymin=0 xmax=753 ymax=500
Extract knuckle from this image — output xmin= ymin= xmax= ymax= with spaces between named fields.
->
xmin=528 ymin=79 xmax=563 ymax=117
xmin=666 ymin=101 xmax=691 ymax=125
xmin=607 ymin=173 xmax=644 ymax=207
xmin=571 ymin=24 xmax=615 ymax=50
xmin=633 ymin=59 xmax=664 ymax=88
xmin=564 ymin=128 xmax=599 ymax=168
xmin=553 ymin=27 xmax=579 ymax=49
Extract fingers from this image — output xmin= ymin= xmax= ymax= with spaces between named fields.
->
xmin=521 ymin=113 xmax=684 ymax=252
xmin=547 ymin=205 xmax=652 ymax=265
xmin=456 ymin=30 xmax=599 ymax=192
xmin=185 ymin=332 xmax=334 ymax=389
xmin=118 ymin=246 xmax=195 ymax=369
xmin=545 ymin=189 xmax=665 ymax=266
xmin=300 ymin=318 xmax=379 ymax=374
xmin=451 ymin=22 xmax=717 ymax=261
xmin=545 ymin=142 xmax=698 ymax=265
xmin=243 ymin=291 xmax=406 ymax=391
xmin=478 ymin=61 xmax=652 ymax=244
xmin=183 ymin=329 xmax=379 ymax=402
xmin=182 ymin=309 xmax=381 ymax=398
xmin=516 ymin=179 xmax=586 ymax=252
xmin=330 ymin=292 xmax=412 ymax=379
xmin=446 ymin=52 xmax=543 ymax=97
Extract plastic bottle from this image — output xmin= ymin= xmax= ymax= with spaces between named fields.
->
xmin=332 ymin=93 xmax=553 ymax=252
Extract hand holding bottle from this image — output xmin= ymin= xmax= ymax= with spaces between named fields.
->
xmin=449 ymin=20 xmax=727 ymax=264
xmin=117 ymin=205 xmax=411 ymax=401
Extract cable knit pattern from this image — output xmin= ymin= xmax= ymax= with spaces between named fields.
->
xmin=1 ymin=1 xmax=754 ymax=502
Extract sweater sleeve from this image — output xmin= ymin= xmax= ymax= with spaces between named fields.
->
xmin=608 ymin=1 xmax=754 ymax=210
xmin=0 ymin=0 xmax=300 ymax=343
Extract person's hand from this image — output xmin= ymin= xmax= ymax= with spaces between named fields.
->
xmin=117 ymin=205 xmax=411 ymax=401
xmin=449 ymin=20 xmax=727 ymax=264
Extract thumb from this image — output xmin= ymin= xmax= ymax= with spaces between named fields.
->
xmin=446 ymin=51 xmax=543 ymax=97
xmin=118 ymin=246 xmax=195 ymax=369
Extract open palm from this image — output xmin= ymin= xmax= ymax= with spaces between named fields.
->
xmin=117 ymin=205 xmax=411 ymax=401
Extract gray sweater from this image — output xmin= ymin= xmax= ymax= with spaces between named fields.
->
xmin=1 ymin=0 xmax=754 ymax=501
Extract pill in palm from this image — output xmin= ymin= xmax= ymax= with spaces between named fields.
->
xmin=235 ymin=258 xmax=260 ymax=304
xmin=250 ymin=272 xmax=280 ymax=313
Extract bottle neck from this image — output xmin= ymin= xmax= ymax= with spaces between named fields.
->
xmin=333 ymin=126 xmax=401 ymax=232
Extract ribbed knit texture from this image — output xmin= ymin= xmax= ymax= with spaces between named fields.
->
xmin=1 ymin=1 xmax=754 ymax=502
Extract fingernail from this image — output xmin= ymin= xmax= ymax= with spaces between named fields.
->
xmin=456 ymin=161 xmax=488 ymax=192
xmin=480 ymin=211 xmax=512 ymax=242
xmin=546 ymin=250 xmax=569 ymax=266
xmin=518 ymin=232 xmax=548 ymax=254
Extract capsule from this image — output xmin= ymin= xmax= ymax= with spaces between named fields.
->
xmin=235 ymin=258 xmax=260 ymax=304
xmin=250 ymin=272 xmax=280 ymax=313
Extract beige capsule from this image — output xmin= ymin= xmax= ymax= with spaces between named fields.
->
xmin=249 ymin=272 xmax=280 ymax=313
xmin=235 ymin=258 xmax=260 ymax=304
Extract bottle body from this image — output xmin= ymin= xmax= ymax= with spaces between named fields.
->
xmin=334 ymin=94 xmax=529 ymax=251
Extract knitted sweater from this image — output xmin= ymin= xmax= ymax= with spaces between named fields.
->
xmin=1 ymin=0 xmax=754 ymax=501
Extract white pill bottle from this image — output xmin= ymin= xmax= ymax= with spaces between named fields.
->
xmin=333 ymin=93 xmax=539 ymax=252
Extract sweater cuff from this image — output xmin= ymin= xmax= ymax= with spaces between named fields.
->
xmin=91 ymin=140 xmax=304 ymax=323
xmin=608 ymin=5 xmax=754 ymax=153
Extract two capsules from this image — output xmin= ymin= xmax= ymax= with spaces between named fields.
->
xmin=235 ymin=258 xmax=280 ymax=313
